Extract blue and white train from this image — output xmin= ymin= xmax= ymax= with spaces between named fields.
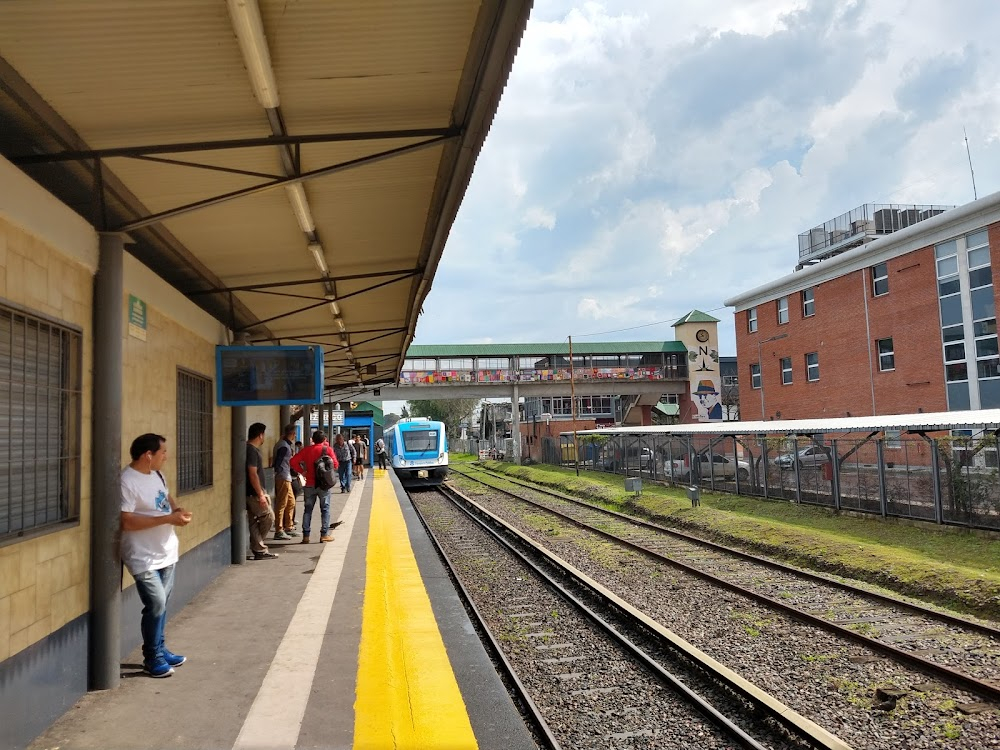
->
xmin=386 ymin=417 xmax=449 ymax=486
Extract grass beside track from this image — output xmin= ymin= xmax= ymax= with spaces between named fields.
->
xmin=458 ymin=459 xmax=1000 ymax=623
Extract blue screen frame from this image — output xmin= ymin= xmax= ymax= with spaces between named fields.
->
xmin=216 ymin=345 xmax=324 ymax=406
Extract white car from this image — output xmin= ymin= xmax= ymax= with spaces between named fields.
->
xmin=666 ymin=453 xmax=750 ymax=482
xmin=774 ymin=445 xmax=831 ymax=469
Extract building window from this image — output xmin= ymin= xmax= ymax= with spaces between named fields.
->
xmin=750 ymin=363 xmax=761 ymax=389
xmin=0 ymin=305 xmax=82 ymax=537
xmin=177 ymin=369 xmax=213 ymax=493
xmin=722 ymin=375 xmax=739 ymax=387
xmin=777 ymin=296 xmax=789 ymax=325
xmin=871 ymin=262 xmax=889 ymax=296
xmin=802 ymin=288 xmax=815 ymax=317
xmin=780 ymin=357 xmax=792 ymax=385
xmin=403 ymin=358 xmax=436 ymax=370
xmin=747 ymin=307 xmax=757 ymax=333
xmin=439 ymin=358 xmax=474 ymax=370
xmin=475 ymin=357 xmax=508 ymax=370
xmin=805 ymin=352 xmax=819 ymax=381
xmin=877 ymin=338 xmax=895 ymax=371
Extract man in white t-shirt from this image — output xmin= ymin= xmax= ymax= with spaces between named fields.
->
xmin=120 ymin=433 xmax=193 ymax=678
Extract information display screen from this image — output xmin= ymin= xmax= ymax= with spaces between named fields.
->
xmin=216 ymin=346 xmax=323 ymax=406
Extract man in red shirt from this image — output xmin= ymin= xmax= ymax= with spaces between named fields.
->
xmin=289 ymin=431 xmax=338 ymax=544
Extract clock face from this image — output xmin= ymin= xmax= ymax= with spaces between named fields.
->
xmin=696 ymin=329 xmax=710 ymax=342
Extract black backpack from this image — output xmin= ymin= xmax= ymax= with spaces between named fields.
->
xmin=314 ymin=448 xmax=336 ymax=491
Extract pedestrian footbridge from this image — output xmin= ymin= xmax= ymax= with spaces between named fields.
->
xmin=377 ymin=341 xmax=691 ymax=402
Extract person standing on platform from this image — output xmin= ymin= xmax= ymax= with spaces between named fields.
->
xmin=333 ymin=433 xmax=355 ymax=493
xmin=352 ymin=434 xmax=367 ymax=481
xmin=271 ymin=424 xmax=298 ymax=540
xmin=374 ymin=436 xmax=387 ymax=470
xmin=290 ymin=430 xmax=338 ymax=544
xmin=246 ymin=422 xmax=277 ymax=559
xmin=120 ymin=433 xmax=192 ymax=678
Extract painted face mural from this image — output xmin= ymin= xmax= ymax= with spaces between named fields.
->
xmin=693 ymin=379 xmax=722 ymax=421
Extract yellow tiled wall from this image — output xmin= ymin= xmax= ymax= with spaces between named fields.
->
xmin=0 ymin=214 xmax=282 ymax=664
xmin=0 ymin=216 xmax=93 ymax=663
xmin=120 ymin=297 xmax=233 ymax=555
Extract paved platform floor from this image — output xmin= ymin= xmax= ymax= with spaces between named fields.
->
xmin=29 ymin=471 xmax=536 ymax=750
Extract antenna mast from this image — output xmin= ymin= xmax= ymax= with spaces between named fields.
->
xmin=964 ymin=127 xmax=978 ymax=201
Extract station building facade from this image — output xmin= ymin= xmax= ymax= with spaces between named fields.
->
xmin=0 ymin=158 xmax=284 ymax=748
xmin=726 ymin=194 xmax=1000 ymax=422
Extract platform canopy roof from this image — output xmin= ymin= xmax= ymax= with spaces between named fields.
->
xmin=575 ymin=409 xmax=1000 ymax=436
xmin=0 ymin=0 xmax=532 ymax=399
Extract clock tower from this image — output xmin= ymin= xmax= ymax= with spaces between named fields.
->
xmin=672 ymin=310 xmax=722 ymax=422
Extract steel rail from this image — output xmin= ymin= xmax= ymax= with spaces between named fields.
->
xmin=463 ymin=465 xmax=1000 ymax=637
xmin=453 ymin=467 xmax=1000 ymax=702
xmin=406 ymin=488 xmax=562 ymax=750
xmin=429 ymin=484 xmax=849 ymax=750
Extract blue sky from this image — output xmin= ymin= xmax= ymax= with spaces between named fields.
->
xmin=410 ymin=0 xmax=1000 ymax=357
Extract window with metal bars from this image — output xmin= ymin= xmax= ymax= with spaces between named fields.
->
xmin=176 ymin=369 xmax=213 ymax=493
xmin=0 ymin=304 xmax=82 ymax=538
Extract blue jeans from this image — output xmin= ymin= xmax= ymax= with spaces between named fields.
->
xmin=133 ymin=564 xmax=175 ymax=663
xmin=302 ymin=486 xmax=331 ymax=536
xmin=338 ymin=461 xmax=352 ymax=491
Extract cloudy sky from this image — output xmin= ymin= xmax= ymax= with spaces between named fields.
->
xmin=409 ymin=0 xmax=1000 ymax=358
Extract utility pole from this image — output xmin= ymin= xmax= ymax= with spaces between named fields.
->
xmin=569 ymin=335 xmax=580 ymax=476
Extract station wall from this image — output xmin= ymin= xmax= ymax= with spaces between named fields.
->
xmin=0 ymin=156 xmax=280 ymax=749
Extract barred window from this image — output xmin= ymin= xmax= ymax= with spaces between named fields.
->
xmin=0 ymin=304 xmax=82 ymax=537
xmin=176 ymin=369 xmax=213 ymax=493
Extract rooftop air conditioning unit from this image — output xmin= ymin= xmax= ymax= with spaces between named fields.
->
xmin=874 ymin=209 xmax=899 ymax=233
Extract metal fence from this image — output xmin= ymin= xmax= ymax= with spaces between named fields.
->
xmin=554 ymin=432 xmax=1000 ymax=531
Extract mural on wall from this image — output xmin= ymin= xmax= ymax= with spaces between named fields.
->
xmin=674 ymin=312 xmax=723 ymax=423
xmin=693 ymin=378 xmax=722 ymax=421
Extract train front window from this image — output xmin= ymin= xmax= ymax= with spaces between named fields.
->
xmin=402 ymin=430 xmax=438 ymax=452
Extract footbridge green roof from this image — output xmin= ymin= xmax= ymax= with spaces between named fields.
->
xmin=405 ymin=341 xmax=688 ymax=357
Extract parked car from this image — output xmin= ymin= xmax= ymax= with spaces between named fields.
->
xmin=602 ymin=446 xmax=655 ymax=472
xmin=667 ymin=453 xmax=750 ymax=482
xmin=774 ymin=445 xmax=831 ymax=469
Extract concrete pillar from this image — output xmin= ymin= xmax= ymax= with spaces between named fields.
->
xmin=317 ymin=403 xmax=326 ymax=434
xmin=279 ymin=405 xmax=291 ymax=431
xmin=90 ymin=233 xmax=126 ymax=690
xmin=511 ymin=385 xmax=521 ymax=465
xmin=641 ymin=404 xmax=653 ymax=426
xmin=231 ymin=405 xmax=247 ymax=564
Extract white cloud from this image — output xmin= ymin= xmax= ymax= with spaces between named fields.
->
xmin=413 ymin=0 xmax=1000 ymax=357
xmin=523 ymin=206 xmax=557 ymax=230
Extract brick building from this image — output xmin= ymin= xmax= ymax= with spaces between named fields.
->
xmin=725 ymin=194 xmax=1000 ymax=421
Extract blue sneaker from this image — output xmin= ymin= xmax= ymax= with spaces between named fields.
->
xmin=143 ymin=657 xmax=175 ymax=678
xmin=162 ymin=648 xmax=186 ymax=667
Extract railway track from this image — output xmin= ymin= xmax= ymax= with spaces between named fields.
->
xmin=451 ymin=465 xmax=1000 ymax=705
xmin=410 ymin=483 xmax=851 ymax=750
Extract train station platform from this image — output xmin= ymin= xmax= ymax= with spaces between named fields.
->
xmin=27 ymin=471 xmax=536 ymax=750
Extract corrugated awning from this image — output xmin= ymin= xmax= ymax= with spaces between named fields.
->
xmin=0 ymin=0 xmax=532 ymax=398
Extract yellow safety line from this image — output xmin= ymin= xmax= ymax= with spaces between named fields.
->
xmin=354 ymin=475 xmax=478 ymax=749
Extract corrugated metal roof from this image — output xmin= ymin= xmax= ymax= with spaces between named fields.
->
xmin=0 ymin=0 xmax=534 ymax=395
xmin=405 ymin=341 xmax=689 ymax=357
xmin=575 ymin=409 xmax=1000 ymax=436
